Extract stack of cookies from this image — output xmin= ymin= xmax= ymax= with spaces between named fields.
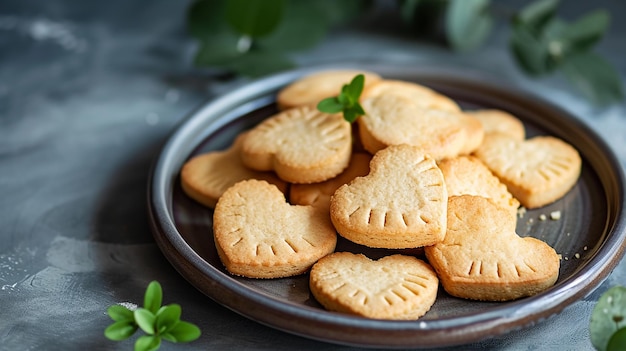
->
xmin=180 ymin=69 xmax=582 ymax=320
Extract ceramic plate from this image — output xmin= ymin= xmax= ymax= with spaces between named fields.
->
xmin=148 ymin=64 xmax=626 ymax=348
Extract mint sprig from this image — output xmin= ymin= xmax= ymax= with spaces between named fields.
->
xmin=317 ymin=74 xmax=366 ymax=123
xmin=105 ymin=281 xmax=201 ymax=351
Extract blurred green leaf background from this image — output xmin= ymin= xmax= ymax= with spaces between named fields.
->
xmin=187 ymin=0 xmax=623 ymax=105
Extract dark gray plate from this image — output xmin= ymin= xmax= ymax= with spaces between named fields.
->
xmin=148 ymin=64 xmax=626 ymax=348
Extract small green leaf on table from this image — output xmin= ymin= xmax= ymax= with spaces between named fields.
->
xmin=155 ymin=304 xmax=182 ymax=333
xmin=167 ymin=321 xmax=203 ymax=343
xmin=104 ymin=320 xmax=138 ymax=341
xmin=144 ymin=281 xmax=163 ymax=314
xmin=608 ymin=327 xmax=626 ymax=351
xmin=107 ymin=304 xmax=135 ymax=322
xmin=590 ymin=286 xmax=626 ymax=351
xmin=135 ymin=335 xmax=162 ymax=351
xmin=134 ymin=308 xmax=157 ymax=335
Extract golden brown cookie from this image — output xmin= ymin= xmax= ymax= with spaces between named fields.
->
xmin=473 ymin=134 xmax=581 ymax=208
xmin=180 ymin=133 xmax=288 ymax=208
xmin=290 ymin=152 xmax=372 ymax=211
xmin=276 ymin=70 xmax=382 ymax=110
xmin=465 ymin=109 xmax=525 ymax=140
xmin=362 ymin=79 xmax=461 ymax=112
xmin=438 ymin=156 xmax=519 ymax=214
xmin=425 ymin=195 xmax=560 ymax=301
xmin=330 ymin=144 xmax=447 ymax=249
xmin=241 ymin=105 xmax=352 ymax=184
xmin=213 ymin=179 xmax=337 ymax=279
xmin=309 ymin=252 xmax=439 ymax=320
xmin=357 ymin=94 xmax=480 ymax=159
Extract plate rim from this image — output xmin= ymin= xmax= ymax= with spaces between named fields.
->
xmin=148 ymin=63 xmax=626 ymax=348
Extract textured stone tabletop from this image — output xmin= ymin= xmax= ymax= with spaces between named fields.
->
xmin=0 ymin=0 xmax=624 ymax=350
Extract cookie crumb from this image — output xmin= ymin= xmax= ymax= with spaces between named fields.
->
xmin=550 ymin=211 xmax=561 ymax=220
xmin=575 ymin=253 xmax=580 ymax=259
xmin=539 ymin=214 xmax=547 ymax=221
xmin=517 ymin=207 xmax=527 ymax=218
xmin=584 ymin=246 xmax=588 ymax=251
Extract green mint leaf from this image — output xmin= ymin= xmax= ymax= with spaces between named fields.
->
xmin=346 ymin=74 xmax=365 ymax=102
xmin=144 ymin=281 xmax=163 ymax=314
xmin=135 ymin=335 xmax=161 ymax=351
xmin=134 ymin=308 xmax=156 ymax=335
xmin=343 ymin=110 xmax=358 ymax=123
xmin=343 ymin=104 xmax=365 ymax=123
xmin=608 ymin=327 xmax=626 ymax=351
xmin=317 ymin=98 xmax=344 ymax=114
xmin=167 ymin=321 xmax=202 ymax=343
xmin=104 ymin=320 xmax=137 ymax=341
xmin=560 ymin=52 xmax=624 ymax=105
xmin=155 ymin=304 xmax=182 ymax=333
xmin=445 ymin=0 xmax=493 ymax=52
xmin=590 ymin=286 xmax=626 ymax=351
xmin=562 ymin=10 xmax=609 ymax=53
xmin=225 ymin=0 xmax=285 ymax=38
xmin=337 ymin=91 xmax=350 ymax=106
xmin=315 ymin=74 xmax=367 ymax=123
xmin=515 ymin=0 xmax=559 ymax=33
xmin=351 ymin=103 xmax=365 ymax=116
xmin=107 ymin=305 xmax=134 ymax=322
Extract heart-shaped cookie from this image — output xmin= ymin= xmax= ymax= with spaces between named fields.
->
xmin=241 ymin=105 xmax=352 ymax=184
xmin=357 ymin=94 xmax=482 ymax=159
xmin=213 ymin=179 xmax=337 ymax=278
xmin=290 ymin=152 xmax=371 ymax=211
xmin=424 ymin=195 xmax=560 ymax=301
xmin=309 ymin=252 xmax=439 ymax=320
xmin=438 ymin=156 xmax=519 ymax=215
xmin=474 ymin=134 xmax=581 ymax=208
xmin=180 ymin=133 xmax=288 ymax=208
xmin=465 ymin=109 xmax=525 ymax=140
xmin=330 ymin=144 xmax=447 ymax=249
xmin=361 ymin=79 xmax=461 ymax=112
